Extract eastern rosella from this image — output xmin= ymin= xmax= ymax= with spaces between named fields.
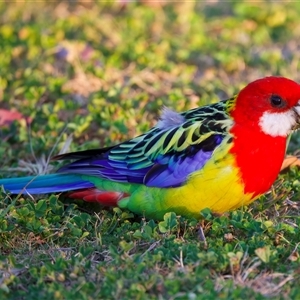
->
xmin=1 ymin=76 xmax=300 ymax=219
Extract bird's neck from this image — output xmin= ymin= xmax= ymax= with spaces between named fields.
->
xmin=230 ymin=124 xmax=287 ymax=197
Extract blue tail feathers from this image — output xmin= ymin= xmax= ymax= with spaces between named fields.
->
xmin=0 ymin=174 xmax=94 ymax=195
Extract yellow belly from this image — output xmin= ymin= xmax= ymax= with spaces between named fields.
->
xmin=148 ymin=137 xmax=257 ymax=218
xmin=121 ymin=138 xmax=256 ymax=220
xmin=163 ymin=141 xmax=255 ymax=218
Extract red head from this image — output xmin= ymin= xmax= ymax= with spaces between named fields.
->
xmin=229 ymin=77 xmax=300 ymax=197
xmin=230 ymin=76 xmax=300 ymax=137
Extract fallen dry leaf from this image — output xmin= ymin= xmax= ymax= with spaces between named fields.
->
xmin=0 ymin=109 xmax=31 ymax=127
xmin=280 ymin=155 xmax=300 ymax=172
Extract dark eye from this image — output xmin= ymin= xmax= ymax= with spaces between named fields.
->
xmin=270 ymin=95 xmax=286 ymax=108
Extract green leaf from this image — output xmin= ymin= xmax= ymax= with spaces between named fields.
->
xmin=158 ymin=212 xmax=178 ymax=233
xmin=255 ymin=246 xmax=271 ymax=263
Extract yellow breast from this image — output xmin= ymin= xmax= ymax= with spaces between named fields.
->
xmin=123 ymin=137 xmax=257 ymax=220
xmin=163 ymin=139 xmax=255 ymax=218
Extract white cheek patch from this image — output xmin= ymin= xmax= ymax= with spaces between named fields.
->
xmin=259 ymin=110 xmax=297 ymax=137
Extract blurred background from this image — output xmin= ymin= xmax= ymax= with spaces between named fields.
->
xmin=2 ymin=3 xmax=300 ymax=298
xmin=1 ymin=1 xmax=300 ymax=168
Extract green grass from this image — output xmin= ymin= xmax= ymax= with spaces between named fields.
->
xmin=1 ymin=1 xmax=300 ymax=299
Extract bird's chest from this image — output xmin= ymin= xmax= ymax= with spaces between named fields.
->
xmin=159 ymin=140 xmax=251 ymax=217
xmin=164 ymin=131 xmax=286 ymax=217
xmin=229 ymin=127 xmax=286 ymax=197
xmin=170 ymin=151 xmax=254 ymax=215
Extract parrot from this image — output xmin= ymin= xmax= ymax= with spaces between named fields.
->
xmin=1 ymin=76 xmax=300 ymax=220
